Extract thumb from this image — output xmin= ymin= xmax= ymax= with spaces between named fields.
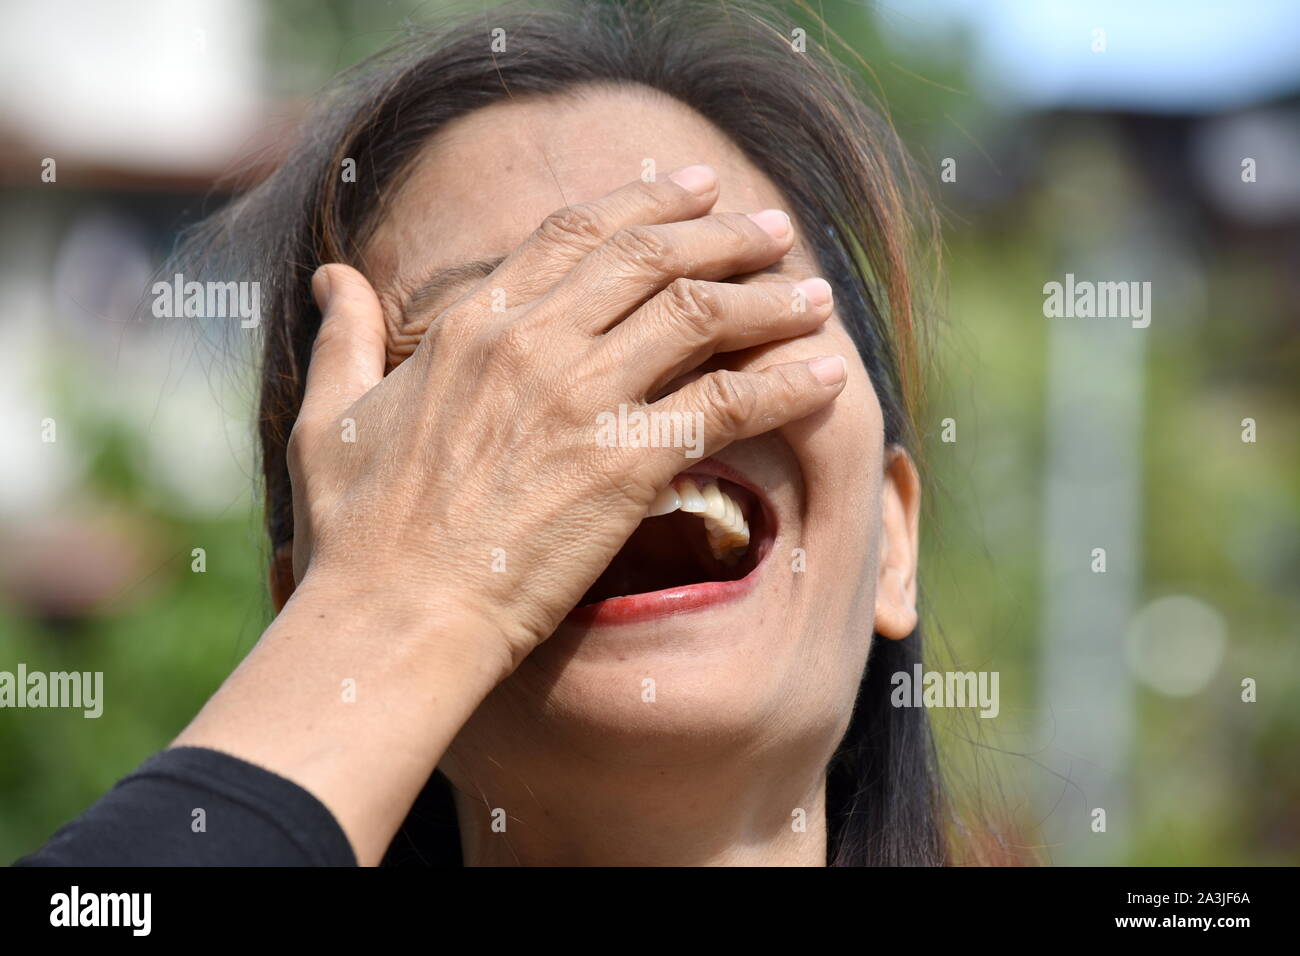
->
xmin=300 ymin=264 xmax=387 ymax=422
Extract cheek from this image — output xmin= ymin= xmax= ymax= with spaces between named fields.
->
xmin=780 ymin=321 xmax=883 ymax=650
xmin=746 ymin=314 xmax=884 ymax=693
xmin=739 ymin=313 xmax=882 ymax=533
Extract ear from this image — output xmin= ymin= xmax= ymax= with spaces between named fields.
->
xmin=873 ymin=446 xmax=921 ymax=640
xmin=269 ymin=540 xmax=297 ymax=613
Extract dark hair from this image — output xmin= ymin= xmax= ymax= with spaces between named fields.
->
xmin=181 ymin=0 xmax=946 ymax=865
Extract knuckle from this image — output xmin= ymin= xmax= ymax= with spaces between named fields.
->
xmin=484 ymin=323 xmax=534 ymax=374
xmin=608 ymin=225 xmax=672 ymax=272
xmin=772 ymin=362 xmax=807 ymax=401
xmin=661 ymin=278 xmax=720 ymax=340
xmin=717 ymin=211 xmax=758 ymax=245
xmin=435 ymin=301 xmax=473 ymax=333
xmin=631 ymin=178 xmax=673 ymax=216
xmin=701 ymin=370 xmax=757 ymax=430
xmin=285 ymin=420 xmax=313 ymax=469
xmin=433 ymin=304 xmax=483 ymax=353
xmin=537 ymin=204 xmax=606 ymax=249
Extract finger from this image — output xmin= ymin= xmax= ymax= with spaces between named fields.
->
xmin=464 ymin=165 xmax=721 ymax=307
xmin=599 ymin=277 xmax=834 ymax=398
xmin=644 ymin=355 xmax=848 ymax=474
xmin=300 ymin=264 xmax=388 ymax=423
xmin=537 ymin=209 xmax=795 ymax=334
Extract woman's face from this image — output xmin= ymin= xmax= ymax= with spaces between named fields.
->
xmin=360 ymin=85 xmax=919 ymax=842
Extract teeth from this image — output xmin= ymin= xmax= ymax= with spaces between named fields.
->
xmin=674 ymin=478 xmax=708 ymax=513
xmin=647 ymin=486 xmax=680 ymax=517
xmin=648 ymin=476 xmax=751 ymax=563
xmin=701 ymin=482 xmax=727 ymax=520
xmin=725 ymin=496 xmax=741 ymax=527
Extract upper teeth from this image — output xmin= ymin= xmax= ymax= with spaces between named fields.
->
xmin=646 ymin=477 xmax=751 ymax=564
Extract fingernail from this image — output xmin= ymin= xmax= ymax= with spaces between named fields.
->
xmin=668 ymin=164 xmax=717 ymax=195
xmin=311 ymin=266 xmax=332 ymax=311
xmin=749 ymin=209 xmax=792 ymax=239
xmin=807 ymin=355 xmax=846 ymax=386
xmin=796 ymin=277 xmax=832 ymax=307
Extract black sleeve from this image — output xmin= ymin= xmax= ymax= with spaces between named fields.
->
xmin=12 ymin=746 xmax=357 ymax=867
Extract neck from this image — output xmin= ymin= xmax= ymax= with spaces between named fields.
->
xmin=450 ymin=759 xmax=828 ymax=866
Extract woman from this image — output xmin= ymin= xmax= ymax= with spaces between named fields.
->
xmin=20 ymin=0 xmax=945 ymax=866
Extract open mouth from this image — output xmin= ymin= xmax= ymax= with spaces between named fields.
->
xmin=570 ymin=465 xmax=775 ymax=623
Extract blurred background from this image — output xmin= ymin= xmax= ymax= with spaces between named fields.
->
xmin=0 ymin=0 xmax=1296 ymax=865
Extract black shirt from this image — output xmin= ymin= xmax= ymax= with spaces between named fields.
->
xmin=13 ymin=747 xmax=463 ymax=867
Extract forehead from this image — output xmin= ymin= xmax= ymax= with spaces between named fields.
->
xmin=362 ymin=84 xmax=815 ymax=290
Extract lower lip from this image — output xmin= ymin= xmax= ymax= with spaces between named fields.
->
xmin=564 ymin=557 xmax=765 ymax=627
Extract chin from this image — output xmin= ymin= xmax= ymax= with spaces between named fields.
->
xmin=497 ymin=588 xmax=865 ymax=771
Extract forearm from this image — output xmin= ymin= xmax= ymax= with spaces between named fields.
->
xmin=172 ymin=571 xmax=507 ymax=866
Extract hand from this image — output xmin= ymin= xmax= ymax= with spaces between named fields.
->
xmin=288 ymin=165 xmax=848 ymax=676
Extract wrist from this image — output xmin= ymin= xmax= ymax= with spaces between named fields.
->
xmin=177 ymin=563 xmax=512 ymax=865
xmin=287 ymin=565 xmax=516 ymax=688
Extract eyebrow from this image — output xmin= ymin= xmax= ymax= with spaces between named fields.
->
xmin=404 ymin=256 xmax=506 ymax=316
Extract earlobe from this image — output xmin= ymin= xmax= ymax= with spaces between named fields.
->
xmin=873 ymin=447 xmax=921 ymax=640
xmin=269 ymin=540 xmax=296 ymax=613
